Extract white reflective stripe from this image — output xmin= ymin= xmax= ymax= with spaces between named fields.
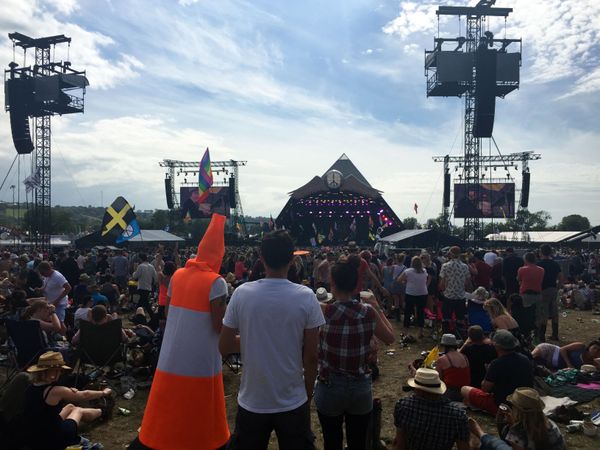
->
xmin=157 ymin=305 xmax=222 ymax=377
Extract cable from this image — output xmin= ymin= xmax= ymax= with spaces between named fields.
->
xmin=0 ymin=154 xmax=18 ymax=193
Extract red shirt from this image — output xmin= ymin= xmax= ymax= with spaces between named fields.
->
xmin=517 ymin=264 xmax=544 ymax=294
xmin=234 ymin=261 xmax=246 ymax=280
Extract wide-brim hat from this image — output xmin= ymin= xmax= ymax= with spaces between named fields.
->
xmin=407 ymin=368 xmax=447 ymax=395
xmin=316 ymin=287 xmax=333 ymax=302
xmin=507 ymin=387 xmax=545 ymax=412
xmin=225 ymin=272 xmax=236 ymax=284
xmin=27 ymin=351 xmax=71 ymax=373
xmin=79 ymin=273 xmax=91 ymax=282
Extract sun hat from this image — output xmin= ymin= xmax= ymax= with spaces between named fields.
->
xmin=493 ymin=329 xmax=519 ymax=350
xmin=79 ymin=273 xmax=91 ymax=282
xmin=472 ymin=287 xmax=490 ymax=301
xmin=316 ymin=287 xmax=333 ymax=302
xmin=581 ymin=364 xmax=596 ymax=374
xmin=506 ymin=387 xmax=545 ymax=412
xmin=407 ymin=368 xmax=447 ymax=395
xmin=27 ymin=351 xmax=71 ymax=373
xmin=440 ymin=333 xmax=459 ymax=347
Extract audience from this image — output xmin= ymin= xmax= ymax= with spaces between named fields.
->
xmin=460 ymin=325 xmax=497 ymax=389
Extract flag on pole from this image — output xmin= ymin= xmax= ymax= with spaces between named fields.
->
xmin=269 ymin=215 xmax=275 ymax=230
xmin=414 ymin=203 xmax=419 ymax=215
xmin=368 ymin=216 xmax=374 ymax=230
xmin=198 ymin=148 xmax=213 ymax=202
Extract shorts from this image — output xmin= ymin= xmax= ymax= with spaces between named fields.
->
xmin=468 ymin=388 xmax=498 ymax=415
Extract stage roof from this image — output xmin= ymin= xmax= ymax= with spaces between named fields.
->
xmin=322 ymin=153 xmax=372 ymax=187
xmin=485 ymin=228 xmax=600 ymax=244
xmin=128 ymin=230 xmax=185 ymax=243
xmin=379 ymin=228 xmax=463 ymax=249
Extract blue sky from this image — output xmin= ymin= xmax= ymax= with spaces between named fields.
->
xmin=0 ymin=0 xmax=599 ymax=226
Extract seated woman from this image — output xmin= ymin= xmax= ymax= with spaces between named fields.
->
xmin=469 ymin=387 xmax=565 ymax=450
xmin=71 ymin=305 xmax=132 ymax=345
xmin=532 ymin=340 xmax=600 ymax=371
xmin=24 ymin=351 xmax=112 ymax=450
xmin=315 ymin=258 xmax=395 ymax=450
xmin=434 ymin=333 xmax=471 ymax=401
xmin=467 ymin=287 xmax=493 ymax=333
xmin=484 ymin=298 xmax=519 ymax=332
xmin=22 ymin=299 xmax=66 ymax=340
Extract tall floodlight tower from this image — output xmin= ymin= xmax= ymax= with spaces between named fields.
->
xmin=5 ymin=33 xmax=88 ymax=251
xmin=425 ymin=0 xmax=521 ymax=242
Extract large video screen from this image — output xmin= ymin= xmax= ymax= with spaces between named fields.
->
xmin=180 ymin=186 xmax=230 ymax=218
xmin=454 ymin=183 xmax=515 ymax=219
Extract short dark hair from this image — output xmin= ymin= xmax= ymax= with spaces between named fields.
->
xmin=331 ymin=259 xmax=359 ymax=293
xmin=260 ymin=230 xmax=294 ymax=270
xmin=91 ymin=305 xmax=107 ymax=323
xmin=164 ymin=261 xmax=176 ymax=276
xmin=524 ymin=252 xmax=536 ymax=264
xmin=540 ymin=244 xmax=553 ymax=257
xmin=468 ymin=325 xmax=485 ymax=343
xmin=139 ymin=253 xmax=147 ymax=262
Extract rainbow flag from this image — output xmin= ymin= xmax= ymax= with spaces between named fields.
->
xmin=198 ymin=148 xmax=213 ymax=202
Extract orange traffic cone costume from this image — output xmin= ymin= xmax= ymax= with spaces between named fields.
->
xmin=139 ymin=214 xmax=230 ymax=449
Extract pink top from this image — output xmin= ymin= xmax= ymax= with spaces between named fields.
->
xmin=517 ymin=264 xmax=544 ymax=294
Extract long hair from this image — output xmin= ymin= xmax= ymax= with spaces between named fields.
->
xmin=22 ymin=299 xmax=48 ymax=320
xmin=512 ymin=407 xmax=550 ymax=448
xmin=411 ymin=256 xmax=424 ymax=273
xmin=484 ymin=298 xmax=510 ymax=319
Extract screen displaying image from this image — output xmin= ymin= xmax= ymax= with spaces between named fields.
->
xmin=180 ymin=186 xmax=230 ymax=218
xmin=454 ymin=183 xmax=515 ymax=219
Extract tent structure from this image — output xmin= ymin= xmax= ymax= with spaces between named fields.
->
xmin=75 ymin=229 xmax=184 ymax=249
xmin=276 ymin=154 xmax=403 ymax=244
xmin=486 ymin=226 xmax=600 ymax=247
xmin=379 ymin=229 xmax=464 ymax=250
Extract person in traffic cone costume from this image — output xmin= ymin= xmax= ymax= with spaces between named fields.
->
xmin=137 ymin=214 xmax=230 ymax=449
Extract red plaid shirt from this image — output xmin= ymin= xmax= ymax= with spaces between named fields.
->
xmin=318 ymin=301 xmax=376 ymax=380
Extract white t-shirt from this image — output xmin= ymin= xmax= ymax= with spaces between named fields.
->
xmin=404 ymin=268 xmax=429 ymax=296
xmin=74 ymin=307 xmax=91 ymax=326
xmin=222 ymin=278 xmax=325 ymax=413
xmin=43 ymin=270 xmax=69 ymax=307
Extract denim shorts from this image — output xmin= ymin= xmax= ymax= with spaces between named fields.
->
xmin=314 ymin=372 xmax=372 ymax=416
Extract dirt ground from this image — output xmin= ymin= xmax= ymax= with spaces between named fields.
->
xmin=78 ymin=308 xmax=600 ymax=449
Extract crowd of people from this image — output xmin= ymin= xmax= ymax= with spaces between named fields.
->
xmin=0 ymin=230 xmax=599 ymax=450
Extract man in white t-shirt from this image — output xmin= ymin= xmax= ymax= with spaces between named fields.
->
xmin=220 ymin=230 xmax=325 ymax=450
xmin=38 ymin=261 xmax=71 ymax=322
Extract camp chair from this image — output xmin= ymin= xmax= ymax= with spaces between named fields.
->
xmin=75 ymin=319 xmax=126 ymax=384
xmin=222 ymin=353 xmax=242 ymax=375
xmin=1 ymin=319 xmax=48 ymax=388
xmin=0 ymin=372 xmax=31 ymax=450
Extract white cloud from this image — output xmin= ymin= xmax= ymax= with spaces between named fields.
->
xmin=0 ymin=0 xmax=142 ymax=89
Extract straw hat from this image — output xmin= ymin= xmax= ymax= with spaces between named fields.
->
xmin=316 ymin=287 xmax=333 ymax=302
xmin=27 ymin=351 xmax=71 ymax=373
xmin=79 ymin=273 xmax=91 ymax=282
xmin=506 ymin=387 xmax=545 ymax=412
xmin=407 ymin=368 xmax=447 ymax=395
xmin=225 ymin=272 xmax=236 ymax=284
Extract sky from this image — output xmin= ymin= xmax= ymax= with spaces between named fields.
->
xmin=0 ymin=0 xmax=599 ymax=226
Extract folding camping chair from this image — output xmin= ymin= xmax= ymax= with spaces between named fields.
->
xmin=1 ymin=319 xmax=48 ymax=389
xmin=75 ymin=319 xmax=127 ymax=384
xmin=222 ymin=353 xmax=242 ymax=375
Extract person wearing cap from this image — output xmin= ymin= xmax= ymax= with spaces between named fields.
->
xmin=314 ymin=259 xmax=394 ymax=450
xmin=393 ymin=368 xmax=470 ymax=450
xmin=220 ymin=230 xmax=325 ymax=449
xmin=435 ymin=333 xmax=471 ymax=401
xmin=23 ymin=351 xmax=112 ymax=450
xmin=439 ymin=246 xmax=471 ymax=336
xmin=461 ymin=329 xmax=533 ymax=415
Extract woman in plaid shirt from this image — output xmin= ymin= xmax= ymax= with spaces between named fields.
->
xmin=314 ymin=257 xmax=395 ymax=450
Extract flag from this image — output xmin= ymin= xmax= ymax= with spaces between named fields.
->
xmin=368 ymin=231 xmax=375 ymax=241
xmin=328 ymin=226 xmax=334 ymax=241
xmin=198 ymin=148 xmax=213 ymax=203
xmin=101 ymin=196 xmax=141 ymax=244
xmin=23 ymin=170 xmax=42 ymax=193
xmin=269 ymin=215 xmax=274 ymax=230
xmin=414 ymin=203 xmax=418 ymax=214
xmin=317 ymin=233 xmax=325 ymax=244
xmin=368 ymin=216 xmax=374 ymax=230
xmin=312 ymin=222 xmax=318 ymax=235
xmin=423 ymin=346 xmax=439 ymax=368
xmin=349 ymin=218 xmax=357 ymax=234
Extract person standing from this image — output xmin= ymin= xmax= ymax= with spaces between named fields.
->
xmin=132 ymin=253 xmax=157 ymax=316
xmin=111 ymin=249 xmax=129 ymax=291
xmin=502 ymin=248 xmax=523 ymax=298
xmin=37 ymin=261 xmax=71 ymax=323
xmin=399 ymin=256 xmax=430 ymax=337
xmin=439 ymin=246 xmax=470 ymax=337
xmin=135 ymin=214 xmax=230 ymax=450
xmin=220 ymin=230 xmax=325 ymax=450
xmin=537 ymin=244 xmax=564 ymax=341
xmin=315 ymin=260 xmax=394 ymax=450
xmin=517 ymin=252 xmax=544 ymax=343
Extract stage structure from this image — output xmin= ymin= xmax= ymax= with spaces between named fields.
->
xmin=4 ymin=32 xmax=88 ymax=251
xmin=159 ymin=159 xmax=247 ymax=234
xmin=424 ymin=0 xmax=523 ymax=242
xmin=276 ymin=154 xmax=403 ymax=245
